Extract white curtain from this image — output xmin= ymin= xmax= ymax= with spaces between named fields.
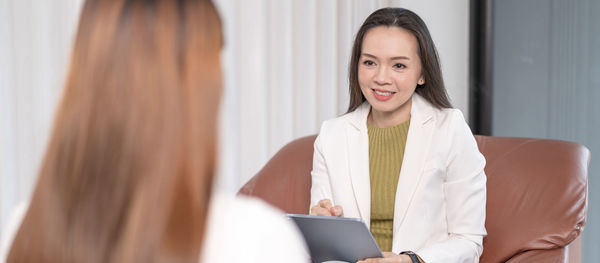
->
xmin=0 ymin=0 xmax=469 ymax=238
xmin=0 ymin=0 xmax=84 ymax=239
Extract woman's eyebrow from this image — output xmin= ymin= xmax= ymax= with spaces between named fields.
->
xmin=390 ymin=56 xmax=410 ymax=60
xmin=362 ymin=53 xmax=410 ymax=60
xmin=361 ymin=53 xmax=378 ymax=59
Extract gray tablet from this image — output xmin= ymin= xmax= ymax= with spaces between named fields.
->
xmin=287 ymin=214 xmax=383 ymax=263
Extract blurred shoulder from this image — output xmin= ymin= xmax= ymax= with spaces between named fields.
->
xmin=0 ymin=202 xmax=29 ymax=263
xmin=201 ymin=193 xmax=309 ymax=263
xmin=211 ymin=193 xmax=290 ymax=223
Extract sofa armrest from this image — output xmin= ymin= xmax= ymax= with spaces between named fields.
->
xmin=566 ymin=235 xmax=582 ymax=263
xmin=506 ymin=247 xmax=567 ymax=263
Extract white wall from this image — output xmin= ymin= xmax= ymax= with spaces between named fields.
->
xmin=396 ymin=0 xmax=471 ymax=117
xmin=0 ymin=0 xmax=470 ymax=239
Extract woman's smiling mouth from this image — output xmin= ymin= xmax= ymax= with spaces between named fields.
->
xmin=371 ymin=88 xmax=395 ymax=101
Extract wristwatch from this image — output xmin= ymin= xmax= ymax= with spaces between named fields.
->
xmin=400 ymin=251 xmax=420 ymax=263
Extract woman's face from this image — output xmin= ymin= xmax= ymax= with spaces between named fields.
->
xmin=358 ymin=26 xmax=424 ymax=125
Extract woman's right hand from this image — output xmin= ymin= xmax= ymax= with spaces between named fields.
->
xmin=310 ymin=199 xmax=344 ymax=217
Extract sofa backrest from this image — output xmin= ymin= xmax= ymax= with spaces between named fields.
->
xmin=238 ymin=135 xmax=590 ymax=262
xmin=238 ymin=135 xmax=315 ymax=214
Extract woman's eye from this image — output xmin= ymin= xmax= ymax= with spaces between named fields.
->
xmin=363 ymin=60 xmax=375 ymax=66
xmin=393 ymin=63 xmax=406 ymax=69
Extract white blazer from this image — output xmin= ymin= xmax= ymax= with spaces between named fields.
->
xmin=310 ymin=94 xmax=487 ymax=263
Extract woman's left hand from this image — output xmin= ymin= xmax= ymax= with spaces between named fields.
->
xmin=357 ymin=252 xmax=411 ymax=263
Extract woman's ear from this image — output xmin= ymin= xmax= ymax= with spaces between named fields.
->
xmin=418 ymin=77 xmax=425 ymax=85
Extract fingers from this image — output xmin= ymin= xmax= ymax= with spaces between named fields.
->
xmin=310 ymin=199 xmax=343 ymax=217
xmin=330 ymin=205 xmax=344 ymax=217
xmin=311 ymin=199 xmax=333 ymax=216
xmin=318 ymin=199 xmax=333 ymax=210
xmin=310 ymin=205 xmax=332 ymax=216
xmin=356 ymin=258 xmax=394 ymax=263
xmin=357 ymin=252 xmax=404 ymax=263
xmin=357 ymin=258 xmax=382 ymax=263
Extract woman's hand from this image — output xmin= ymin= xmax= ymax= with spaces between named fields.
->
xmin=310 ymin=199 xmax=343 ymax=217
xmin=357 ymin=252 xmax=411 ymax=263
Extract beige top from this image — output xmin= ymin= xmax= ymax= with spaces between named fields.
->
xmin=367 ymin=119 xmax=410 ymax=252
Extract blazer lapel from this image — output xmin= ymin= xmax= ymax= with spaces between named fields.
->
xmin=345 ymin=102 xmax=371 ymax=226
xmin=393 ymin=95 xmax=435 ymax=232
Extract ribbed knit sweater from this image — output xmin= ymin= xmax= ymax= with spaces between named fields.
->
xmin=367 ymin=119 xmax=410 ymax=252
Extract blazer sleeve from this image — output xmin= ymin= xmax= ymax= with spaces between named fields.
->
xmin=309 ymin=124 xmax=334 ymax=211
xmin=417 ymin=110 xmax=487 ymax=263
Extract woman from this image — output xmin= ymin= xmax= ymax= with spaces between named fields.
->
xmin=310 ymin=8 xmax=486 ymax=263
xmin=1 ymin=0 xmax=307 ymax=262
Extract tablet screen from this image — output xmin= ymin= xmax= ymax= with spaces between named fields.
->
xmin=287 ymin=214 xmax=383 ymax=263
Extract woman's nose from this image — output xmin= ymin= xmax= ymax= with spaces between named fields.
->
xmin=374 ymin=67 xmax=391 ymax=85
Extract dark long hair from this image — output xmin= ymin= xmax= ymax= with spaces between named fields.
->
xmin=347 ymin=7 xmax=452 ymax=113
xmin=8 ymin=0 xmax=222 ymax=262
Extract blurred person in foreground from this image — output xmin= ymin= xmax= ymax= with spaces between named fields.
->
xmin=0 ymin=0 xmax=308 ymax=262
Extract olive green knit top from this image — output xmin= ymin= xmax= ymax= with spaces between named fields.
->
xmin=367 ymin=119 xmax=410 ymax=252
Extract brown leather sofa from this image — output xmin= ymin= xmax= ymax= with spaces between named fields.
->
xmin=239 ymin=135 xmax=590 ymax=263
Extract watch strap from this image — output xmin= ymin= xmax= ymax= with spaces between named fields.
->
xmin=400 ymin=251 xmax=420 ymax=263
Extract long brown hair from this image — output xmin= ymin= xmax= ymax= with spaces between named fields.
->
xmin=8 ymin=0 xmax=222 ymax=262
xmin=347 ymin=7 xmax=452 ymax=113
